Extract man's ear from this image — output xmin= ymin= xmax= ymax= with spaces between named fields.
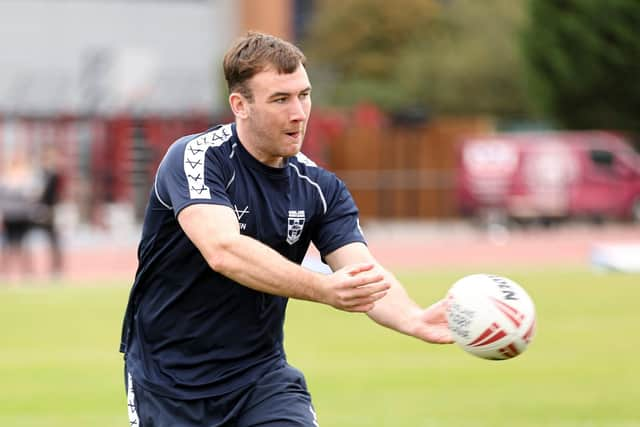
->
xmin=229 ymin=92 xmax=250 ymax=119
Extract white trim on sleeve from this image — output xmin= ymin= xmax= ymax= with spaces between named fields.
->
xmin=289 ymin=163 xmax=327 ymax=214
xmin=184 ymin=124 xmax=233 ymax=199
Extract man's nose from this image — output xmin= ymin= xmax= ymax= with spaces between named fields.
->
xmin=290 ymin=98 xmax=307 ymax=121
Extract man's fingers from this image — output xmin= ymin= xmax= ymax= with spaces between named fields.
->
xmin=340 ymin=288 xmax=388 ymax=310
xmin=328 ymin=263 xmax=392 ymax=312
xmin=346 ymin=262 xmax=375 ymax=276
xmin=344 ymin=290 xmax=388 ymax=312
xmin=343 ymin=267 xmax=386 ymax=288
xmin=353 ymin=272 xmax=386 ymax=287
xmin=346 ymin=303 xmax=375 ymax=313
xmin=348 ymin=281 xmax=390 ymax=299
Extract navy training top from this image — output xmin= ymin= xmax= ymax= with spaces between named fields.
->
xmin=120 ymin=123 xmax=366 ymax=399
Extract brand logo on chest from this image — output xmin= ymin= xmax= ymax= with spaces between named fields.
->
xmin=287 ymin=210 xmax=305 ymax=245
xmin=234 ymin=204 xmax=250 ymax=231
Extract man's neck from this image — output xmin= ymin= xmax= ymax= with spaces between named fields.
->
xmin=235 ymin=122 xmax=285 ymax=168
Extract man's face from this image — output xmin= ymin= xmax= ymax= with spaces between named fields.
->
xmin=243 ymin=64 xmax=312 ymax=165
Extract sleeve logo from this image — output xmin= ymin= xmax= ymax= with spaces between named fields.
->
xmin=184 ymin=124 xmax=232 ymax=199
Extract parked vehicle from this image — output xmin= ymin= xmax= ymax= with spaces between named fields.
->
xmin=456 ymin=131 xmax=640 ymax=224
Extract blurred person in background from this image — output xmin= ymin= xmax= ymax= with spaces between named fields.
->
xmin=120 ymin=31 xmax=452 ymax=427
xmin=0 ymin=149 xmax=43 ymax=279
xmin=32 ymin=144 xmax=63 ymax=278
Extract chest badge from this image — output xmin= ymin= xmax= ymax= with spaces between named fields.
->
xmin=287 ymin=210 xmax=305 ymax=245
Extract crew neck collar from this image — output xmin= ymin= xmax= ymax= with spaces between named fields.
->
xmin=232 ymin=123 xmax=290 ymax=179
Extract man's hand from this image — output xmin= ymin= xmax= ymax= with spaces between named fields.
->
xmin=320 ymin=263 xmax=391 ymax=313
xmin=409 ymin=299 xmax=454 ymax=344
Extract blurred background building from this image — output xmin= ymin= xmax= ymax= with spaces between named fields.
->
xmin=0 ymin=0 xmax=638 ymax=232
xmin=0 ymin=0 xmax=311 ymax=117
xmin=0 ymin=0 xmax=306 ymax=226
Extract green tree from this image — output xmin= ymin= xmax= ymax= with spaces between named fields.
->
xmin=522 ymin=0 xmax=640 ymax=134
xmin=303 ymin=0 xmax=529 ymax=118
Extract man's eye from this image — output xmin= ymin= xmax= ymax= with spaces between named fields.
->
xmin=300 ymin=92 xmax=310 ymax=99
xmin=274 ymin=98 xmax=286 ymax=103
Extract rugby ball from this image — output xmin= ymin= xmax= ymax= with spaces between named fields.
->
xmin=446 ymin=274 xmax=536 ymax=360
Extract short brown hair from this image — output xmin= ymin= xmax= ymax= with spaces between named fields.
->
xmin=223 ymin=31 xmax=307 ymax=101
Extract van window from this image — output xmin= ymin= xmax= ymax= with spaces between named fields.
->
xmin=590 ymin=149 xmax=614 ymax=168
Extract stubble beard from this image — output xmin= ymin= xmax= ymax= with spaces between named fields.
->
xmin=248 ymin=115 xmax=304 ymax=160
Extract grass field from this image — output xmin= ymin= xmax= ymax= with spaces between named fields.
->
xmin=1 ymin=268 xmax=638 ymax=427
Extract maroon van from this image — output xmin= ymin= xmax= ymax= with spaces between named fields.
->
xmin=455 ymin=131 xmax=640 ymax=224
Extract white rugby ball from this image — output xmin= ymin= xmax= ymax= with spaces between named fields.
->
xmin=446 ymin=274 xmax=536 ymax=360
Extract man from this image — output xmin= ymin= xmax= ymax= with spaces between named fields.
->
xmin=34 ymin=144 xmax=63 ymax=278
xmin=120 ymin=31 xmax=452 ymax=426
xmin=0 ymin=149 xmax=41 ymax=278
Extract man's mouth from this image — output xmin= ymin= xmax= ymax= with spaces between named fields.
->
xmin=285 ymin=130 xmax=301 ymax=139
